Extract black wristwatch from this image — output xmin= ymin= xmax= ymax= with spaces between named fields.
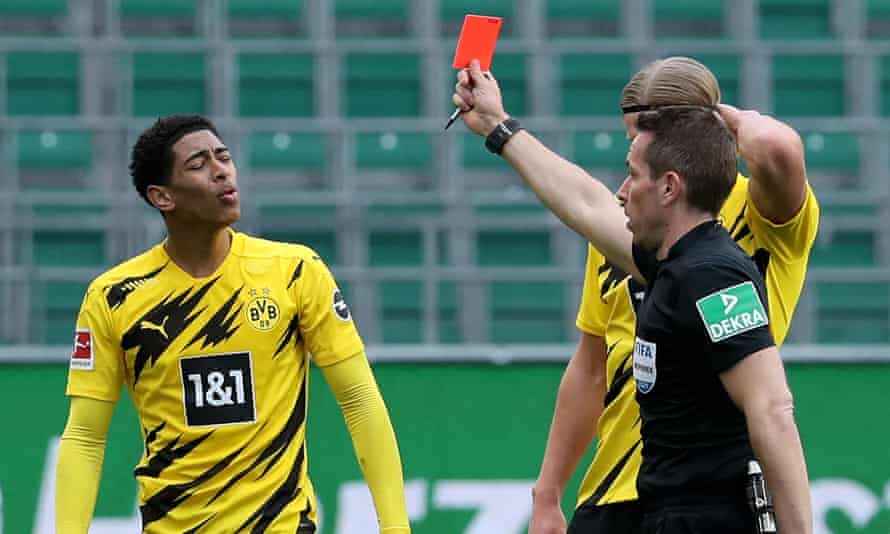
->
xmin=485 ymin=117 xmax=523 ymax=155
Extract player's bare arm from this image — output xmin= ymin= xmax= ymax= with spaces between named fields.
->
xmin=718 ymin=104 xmax=808 ymax=224
xmin=720 ymin=346 xmax=813 ymax=534
xmin=453 ymin=59 xmax=641 ymax=281
xmin=530 ymin=333 xmax=607 ymax=534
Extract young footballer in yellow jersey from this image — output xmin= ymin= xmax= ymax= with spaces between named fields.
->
xmin=453 ymin=57 xmax=818 ymax=533
xmin=56 ymin=115 xmax=411 ymax=533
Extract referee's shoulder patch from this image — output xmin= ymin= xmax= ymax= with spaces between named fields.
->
xmin=695 ymin=281 xmax=768 ymax=343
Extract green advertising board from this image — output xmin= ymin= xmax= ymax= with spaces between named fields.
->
xmin=0 ymin=362 xmax=888 ymax=533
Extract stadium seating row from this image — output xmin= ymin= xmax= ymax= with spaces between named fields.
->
xmin=22 ymin=230 xmax=888 ymax=346
xmin=4 ymin=50 xmax=881 ymax=118
xmin=6 ymin=0 xmax=890 ymax=40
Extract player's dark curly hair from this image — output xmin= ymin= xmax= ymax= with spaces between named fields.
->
xmin=129 ymin=114 xmax=221 ymax=205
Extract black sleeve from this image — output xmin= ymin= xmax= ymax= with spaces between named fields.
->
xmin=632 ymin=243 xmax=657 ymax=283
xmin=674 ymin=262 xmax=775 ymax=374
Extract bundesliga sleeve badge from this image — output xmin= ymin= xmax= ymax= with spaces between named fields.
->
xmin=70 ymin=329 xmax=94 ymax=370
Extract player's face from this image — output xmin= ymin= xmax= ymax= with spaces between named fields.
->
xmin=166 ymin=130 xmax=240 ymax=227
xmin=617 ymin=132 xmax=666 ymax=250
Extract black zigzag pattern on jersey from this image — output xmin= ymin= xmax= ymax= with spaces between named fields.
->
xmin=604 ymin=346 xmax=633 ymax=410
xmin=139 ymin=446 xmax=246 ymax=528
xmin=728 ymin=203 xmax=753 ymax=242
xmin=134 ymin=432 xmax=215 ymax=478
xmin=123 ymin=277 xmax=218 ymax=384
xmin=598 ymin=261 xmax=629 ymax=301
xmin=208 ymin=375 xmax=308 ymax=505
xmin=298 ymin=502 xmax=316 ymax=533
xmin=287 ymin=260 xmax=305 ymax=289
xmin=584 ymin=438 xmax=642 ymax=508
xmin=752 ymin=248 xmax=770 ymax=278
xmin=275 ymin=314 xmax=302 ymax=357
xmin=183 ymin=515 xmax=215 ymax=534
xmin=236 ymin=443 xmax=307 ymax=533
xmin=143 ymin=422 xmax=166 ymax=455
xmin=186 ymin=287 xmax=244 ymax=350
xmin=105 ymin=264 xmax=167 ymax=310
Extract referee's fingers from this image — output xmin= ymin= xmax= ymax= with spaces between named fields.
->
xmin=452 ymin=93 xmax=471 ymax=111
xmin=454 ymin=81 xmax=474 ymax=105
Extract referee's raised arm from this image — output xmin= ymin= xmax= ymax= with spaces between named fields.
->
xmin=453 ymin=59 xmax=641 ymax=282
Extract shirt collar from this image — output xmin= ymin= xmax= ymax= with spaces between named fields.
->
xmin=664 ymin=219 xmax=721 ymax=262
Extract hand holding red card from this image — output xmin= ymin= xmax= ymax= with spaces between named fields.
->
xmin=445 ymin=15 xmax=504 ymax=130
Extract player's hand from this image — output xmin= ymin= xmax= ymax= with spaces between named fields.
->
xmin=453 ymin=59 xmax=510 ymax=136
xmin=527 ymin=500 xmax=567 ymax=534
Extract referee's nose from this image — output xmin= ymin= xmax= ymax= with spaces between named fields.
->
xmin=616 ymin=176 xmax=630 ymax=207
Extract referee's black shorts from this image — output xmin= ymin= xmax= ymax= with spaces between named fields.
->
xmin=568 ymin=499 xmax=643 ymax=534
xmin=640 ymin=494 xmax=756 ymax=534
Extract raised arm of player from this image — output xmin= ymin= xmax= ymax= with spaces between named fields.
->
xmin=320 ymin=352 xmax=411 ymax=533
xmin=720 ymin=347 xmax=813 ymax=534
xmin=56 ymin=396 xmax=116 ymax=533
xmin=453 ymin=59 xmax=640 ymax=281
xmin=718 ymin=104 xmax=808 ymax=224
xmin=530 ymin=333 xmax=607 ymax=534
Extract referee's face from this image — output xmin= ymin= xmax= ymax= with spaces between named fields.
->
xmin=618 ymin=132 xmax=665 ymax=250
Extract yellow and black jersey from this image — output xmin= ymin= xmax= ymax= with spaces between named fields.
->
xmin=66 ymin=230 xmax=364 ymax=533
xmin=574 ymin=176 xmax=819 ymax=508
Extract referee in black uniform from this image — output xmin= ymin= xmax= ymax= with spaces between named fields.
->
xmin=453 ymin=61 xmax=813 ymax=534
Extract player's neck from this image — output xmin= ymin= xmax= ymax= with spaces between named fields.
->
xmin=656 ymin=210 xmax=715 ymax=260
xmin=164 ymin=225 xmax=233 ymax=278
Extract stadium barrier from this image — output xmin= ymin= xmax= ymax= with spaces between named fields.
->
xmin=0 ymin=345 xmax=888 ymax=533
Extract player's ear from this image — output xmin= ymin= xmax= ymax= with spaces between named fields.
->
xmin=147 ymin=184 xmax=175 ymax=213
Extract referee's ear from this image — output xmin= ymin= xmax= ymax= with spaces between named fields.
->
xmin=661 ymin=171 xmax=684 ymax=206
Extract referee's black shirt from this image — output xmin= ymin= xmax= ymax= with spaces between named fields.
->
xmin=631 ymin=220 xmax=775 ymax=501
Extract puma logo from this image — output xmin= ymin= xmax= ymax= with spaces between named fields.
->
xmin=140 ymin=317 xmax=169 ymax=339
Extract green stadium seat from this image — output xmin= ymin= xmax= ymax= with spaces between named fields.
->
xmin=571 ymin=130 xmax=630 ymax=175
xmin=878 ymin=55 xmax=890 ymax=116
xmin=800 ymin=131 xmax=860 ymax=180
xmin=17 ymin=130 xmax=93 ymax=188
xmin=441 ymin=1 xmax=514 ymax=37
xmin=0 ymin=0 xmax=68 ymax=34
xmin=866 ymin=0 xmax=890 ymax=38
xmin=477 ymin=230 xmax=552 ymax=266
xmin=132 ymin=53 xmax=206 ymax=116
xmin=560 ymin=54 xmax=633 ymax=116
xmin=238 ymin=54 xmax=314 ymax=117
xmin=31 ymin=280 xmax=90 ymax=344
xmin=759 ymin=0 xmax=833 ymax=40
xmin=491 ymin=54 xmax=528 ymax=117
xmin=6 ymin=52 xmax=79 ymax=116
xmin=336 ymin=0 xmax=409 ymax=37
xmin=247 ymin=131 xmax=325 ymax=173
xmin=546 ymin=0 xmax=621 ymax=38
xmin=343 ymin=53 xmax=421 ymax=117
xmin=653 ymin=0 xmax=726 ymax=39
xmin=259 ymin=226 xmax=337 ymax=264
xmin=816 ymin=281 xmax=889 ymax=343
xmin=228 ymin=0 xmax=303 ymax=38
xmin=809 ymin=230 xmax=877 ymax=267
xmin=120 ymin=0 xmax=196 ymax=35
xmin=355 ymin=132 xmax=432 ymax=171
xmin=490 ymin=282 xmax=566 ymax=343
xmin=772 ymin=54 xmax=845 ymax=117
xmin=32 ymin=229 xmax=105 ymax=267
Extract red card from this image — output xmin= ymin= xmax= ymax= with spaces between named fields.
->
xmin=451 ymin=15 xmax=503 ymax=71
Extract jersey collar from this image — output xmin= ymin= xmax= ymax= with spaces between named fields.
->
xmin=664 ymin=220 xmax=721 ymax=262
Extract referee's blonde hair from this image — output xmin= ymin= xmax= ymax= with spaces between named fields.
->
xmin=621 ymin=56 xmax=721 ymax=109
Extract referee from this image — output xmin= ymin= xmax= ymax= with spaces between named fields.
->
xmin=453 ymin=62 xmax=812 ymax=534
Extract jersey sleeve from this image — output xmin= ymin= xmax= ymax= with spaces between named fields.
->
xmin=576 ymin=244 xmax=611 ymax=336
xmin=295 ymin=253 xmax=365 ymax=368
xmin=675 ymin=264 xmax=776 ymax=374
xmin=66 ymin=283 xmax=125 ymax=402
xmin=746 ymin=183 xmax=819 ymax=262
